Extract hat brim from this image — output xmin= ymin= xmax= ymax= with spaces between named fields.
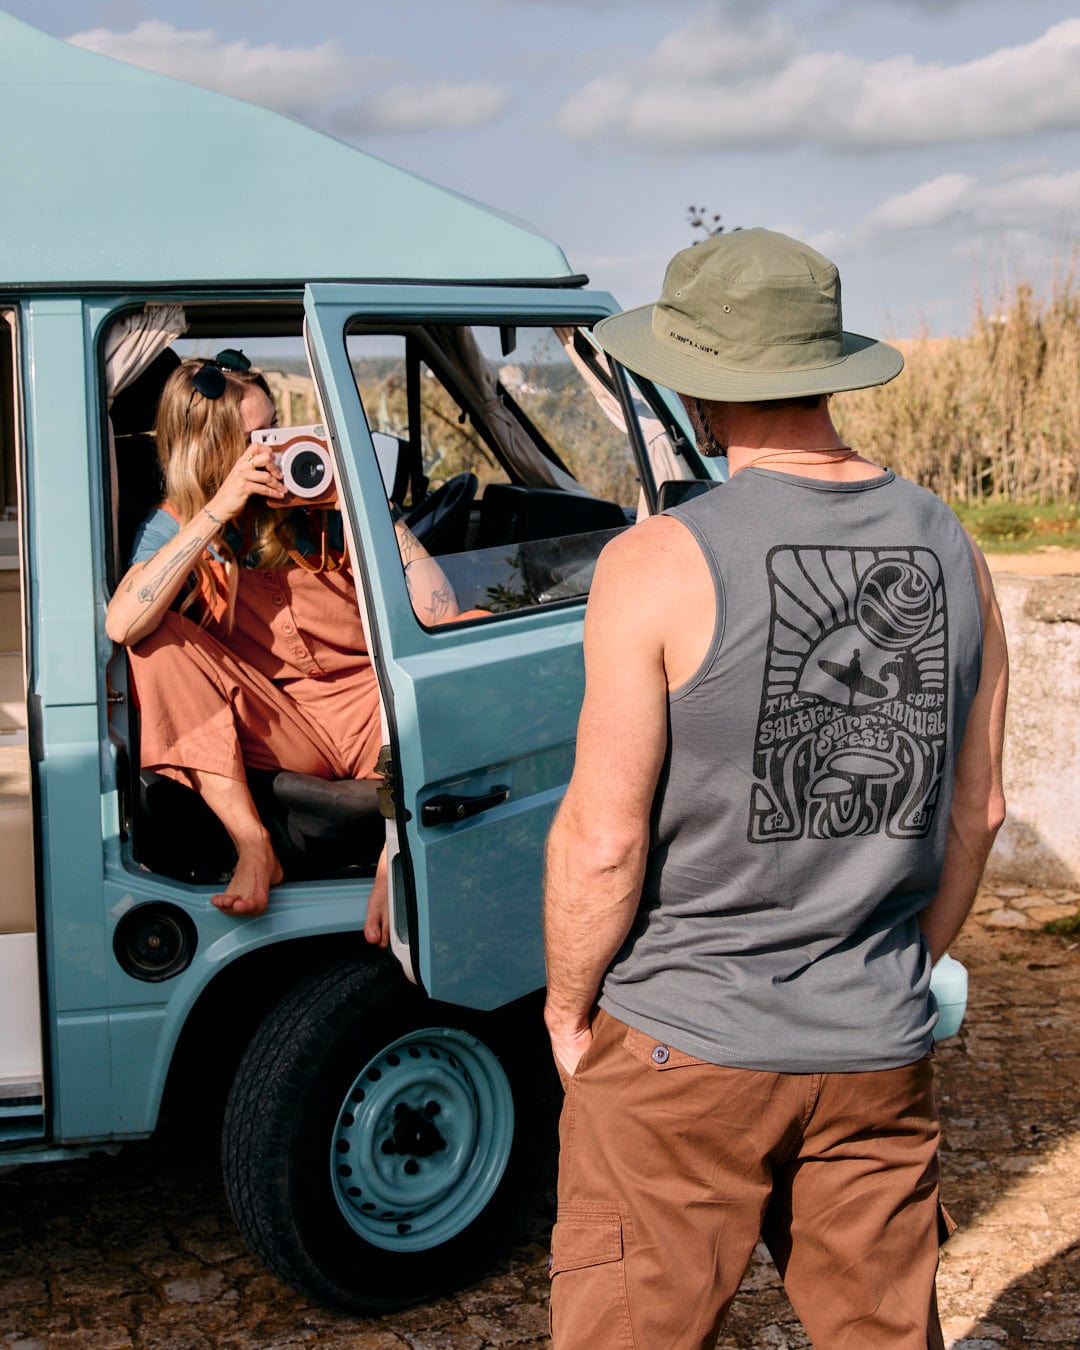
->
xmin=594 ymin=304 xmax=903 ymax=402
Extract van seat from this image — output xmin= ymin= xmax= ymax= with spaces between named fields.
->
xmin=476 ymin=484 xmax=628 ymax=549
xmin=0 ymin=744 xmax=34 ymax=934
xmin=134 ymin=767 xmax=384 ymax=884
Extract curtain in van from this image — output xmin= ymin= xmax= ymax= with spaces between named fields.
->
xmin=103 ymin=304 xmax=187 ymax=573
xmin=104 ymin=304 xmax=187 ymax=405
xmin=555 ymin=326 xmax=692 ymax=517
xmin=426 ymin=326 xmax=586 ymax=495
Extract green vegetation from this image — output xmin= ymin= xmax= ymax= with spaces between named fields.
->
xmin=1043 ymin=909 xmax=1080 ymax=937
xmin=951 ymin=501 xmax=1080 ymax=553
xmin=834 ymin=259 xmax=1080 ymax=512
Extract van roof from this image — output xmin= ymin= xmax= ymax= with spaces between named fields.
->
xmin=1 ymin=12 xmax=578 ymax=290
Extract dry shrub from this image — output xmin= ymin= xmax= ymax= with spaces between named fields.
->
xmin=835 ymin=256 xmax=1080 ymax=504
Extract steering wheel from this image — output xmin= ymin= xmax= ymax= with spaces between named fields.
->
xmin=404 ymin=471 xmax=478 ymax=555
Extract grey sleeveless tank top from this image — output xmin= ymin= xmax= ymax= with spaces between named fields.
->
xmin=599 ymin=468 xmax=984 ymax=1072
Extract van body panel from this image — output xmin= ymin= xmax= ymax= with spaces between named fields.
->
xmin=90 ymin=880 xmax=377 ymax=1141
xmin=23 ymin=300 xmax=99 ymax=704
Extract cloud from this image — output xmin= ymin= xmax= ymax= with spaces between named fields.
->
xmin=68 ymin=21 xmax=367 ymax=117
xmin=649 ymin=11 xmax=799 ymax=81
xmin=556 ymin=15 xmax=1080 ymax=150
xmin=866 ymin=168 xmax=1080 ymax=234
xmin=66 ymin=20 xmax=510 ymax=134
xmin=866 ymin=173 xmax=979 ymax=230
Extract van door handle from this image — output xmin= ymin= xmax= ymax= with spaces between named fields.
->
xmin=421 ymin=785 xmax=509 ymax=826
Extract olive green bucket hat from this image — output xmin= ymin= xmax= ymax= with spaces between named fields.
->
xmin=594 ymin=228 xmax=903 ymax=402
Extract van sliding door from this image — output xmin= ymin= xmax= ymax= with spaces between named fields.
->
xmin=0 ymin=307 xmax=44 ymax=1143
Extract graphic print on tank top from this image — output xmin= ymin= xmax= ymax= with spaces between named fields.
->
xmin=748 ymin=546 xmax=948 ymax=842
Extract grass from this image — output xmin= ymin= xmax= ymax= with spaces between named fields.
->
xmin=1043 ymin=910 xmax=1080 ymax=937
xmin=951 ymin=501 xmax=1080 ymax=553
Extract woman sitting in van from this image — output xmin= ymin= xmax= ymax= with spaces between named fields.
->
xmin=105 ymin=354 xmax=457 ymax=932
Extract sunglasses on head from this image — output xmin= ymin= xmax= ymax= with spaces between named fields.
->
xmin=189 ymin=348 xmax=252 ymax=401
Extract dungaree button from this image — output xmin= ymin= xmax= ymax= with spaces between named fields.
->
xmin=651 ymin=1045 xmax=670 ymax=1065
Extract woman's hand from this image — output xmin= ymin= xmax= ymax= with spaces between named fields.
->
xmin=206 ymin=443 xmax=287 ymax=522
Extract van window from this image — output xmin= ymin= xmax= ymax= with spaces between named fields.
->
xmin=105 ymin=316 xmax=654 ymax=625
xmin=346 ymin=324 xmax=641 ymax=619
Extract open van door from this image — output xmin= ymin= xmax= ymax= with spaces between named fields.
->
xmin=220 ymin=284 xmax=670 ymax=1314
xmin=304 ymin=284 xmax=644 ymax=1008
xmin=225 ymin=283 xmax=653 ymax=1311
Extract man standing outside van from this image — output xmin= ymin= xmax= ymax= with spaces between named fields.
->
xmin=543 ymin=229 xmax=1008 ymax=1349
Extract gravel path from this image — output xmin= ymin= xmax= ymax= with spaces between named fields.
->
xmin=1 ymin=885 xmax=1077 ymax=1349
xmin=985 ymin=549 xmax=1080 ymax=575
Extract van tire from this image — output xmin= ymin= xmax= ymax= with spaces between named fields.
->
xmin=221 ymin=956 xmax=556 ymax=1314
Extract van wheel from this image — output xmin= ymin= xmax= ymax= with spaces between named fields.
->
xmin=221 ymin=957 xmax=555 ymax=1313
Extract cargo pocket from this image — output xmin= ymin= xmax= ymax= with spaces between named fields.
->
xmin=548 ymin=1210 xmax=634 ymax=1348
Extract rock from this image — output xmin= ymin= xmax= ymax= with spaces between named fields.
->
xmin=981 ymin=908 xmax=1033 ymax=929
xmin=162 ymin=1272 xmax=226 ymax=1304
xmin=1026 ymin=904 xmax=1078 ymax=924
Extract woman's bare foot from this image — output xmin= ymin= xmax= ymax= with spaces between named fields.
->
xmin=212 ymin=837 xmax=284 ymax=916
xmin=363 ymin=848 xmax=390 ymax=947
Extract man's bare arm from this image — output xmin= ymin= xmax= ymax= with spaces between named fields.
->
xmin=919 ymin=539 xmax=1009 ymax=962
xmin=543 ymin=517 xmax=702 ymax=1078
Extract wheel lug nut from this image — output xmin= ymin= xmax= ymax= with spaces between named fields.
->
xmin=424 ymin=1100 xmax=441 ymax=1116
xmin=403 ymin=1159 xmax=420 ymax=1176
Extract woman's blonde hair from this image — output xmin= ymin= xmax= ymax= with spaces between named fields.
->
xmin=155 ymin=359 xmax=297 ymax=624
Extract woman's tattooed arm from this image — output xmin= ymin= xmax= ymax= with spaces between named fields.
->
xmin=105 ymin=507 xmax=223 ymax=647
xmin=132 ymin=533 xmax=204 ymax=605
xmin=395 ymin=520 xmax=461 ymax=625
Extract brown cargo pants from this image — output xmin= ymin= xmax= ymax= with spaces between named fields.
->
xmin=549 ymin=1009 xmax=947 ymax=1349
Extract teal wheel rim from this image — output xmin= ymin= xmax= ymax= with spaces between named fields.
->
xmin=330 ymin=1026 xmax=515 ymax=1252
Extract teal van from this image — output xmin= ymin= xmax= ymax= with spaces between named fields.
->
xmin=0 ymin=11 xmax=968 ymax=1316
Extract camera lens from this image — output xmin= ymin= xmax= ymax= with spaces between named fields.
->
xmin=289 ymin=449 xmax=327 ymax=493
xmin=279 ymin=439 xmax=334 ymax=498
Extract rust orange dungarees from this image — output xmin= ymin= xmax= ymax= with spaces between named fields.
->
xmin=127 ymin=513 xmax=382 ymax=790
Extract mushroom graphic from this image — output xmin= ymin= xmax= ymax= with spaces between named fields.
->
xmin=807 ymin=749 xmax=900 ymax=834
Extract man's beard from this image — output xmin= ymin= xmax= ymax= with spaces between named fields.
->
xmin=690 ymin=397 xmax=728 ymax=458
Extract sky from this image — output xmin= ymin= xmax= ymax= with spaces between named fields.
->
xmin=6 ymin=0 xmax=1080 ymax=338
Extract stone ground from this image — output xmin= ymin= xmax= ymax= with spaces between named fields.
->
xmin=1 ymin=884 xmax=1078 ymax=1350
xmin=984 ymin=548 xmax=1080 ymax=576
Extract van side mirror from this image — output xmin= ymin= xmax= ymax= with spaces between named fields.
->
xmin=656 ymin=479 xmax=720 ymax=512
xmin=370 ymin=431 xmax=406 ymax=501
